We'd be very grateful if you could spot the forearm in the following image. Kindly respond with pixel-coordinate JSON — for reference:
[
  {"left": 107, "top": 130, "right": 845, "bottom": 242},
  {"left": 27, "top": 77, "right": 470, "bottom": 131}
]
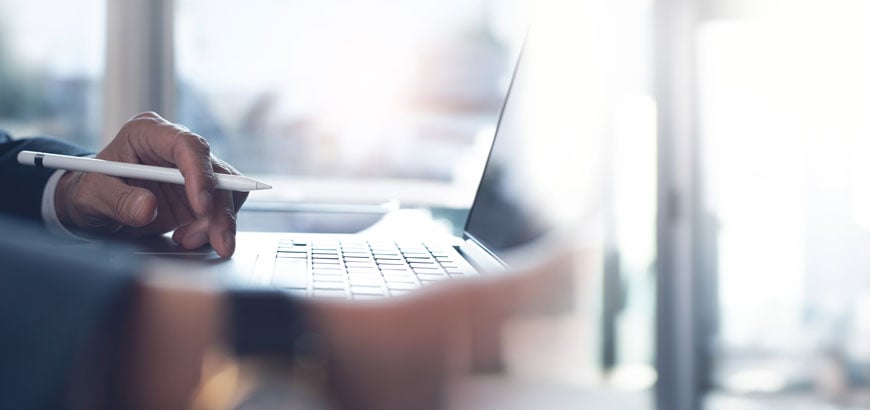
[
  {"left": 123, "top": 266, "right": 226, "bottom": 410},
  {"left": 122, "top": 265, "right": 315, "bottom": 410}
]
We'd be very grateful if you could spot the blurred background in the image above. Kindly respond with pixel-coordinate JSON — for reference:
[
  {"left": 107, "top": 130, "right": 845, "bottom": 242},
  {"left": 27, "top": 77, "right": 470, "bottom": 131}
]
[{"left": 3, "top": 0, "right": 870, "bottom": 409}]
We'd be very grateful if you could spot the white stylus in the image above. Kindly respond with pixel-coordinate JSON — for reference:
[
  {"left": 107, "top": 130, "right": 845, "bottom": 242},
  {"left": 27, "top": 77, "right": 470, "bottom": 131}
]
[{"left": 17, "top": 150, "right": 271, "bottom": 192}]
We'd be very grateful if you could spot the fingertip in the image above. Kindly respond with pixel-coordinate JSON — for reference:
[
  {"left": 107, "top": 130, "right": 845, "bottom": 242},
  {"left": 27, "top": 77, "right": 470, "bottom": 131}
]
[
  {"left": 222, "top": 231, "right": 236, "bottom": 258},
  {"left": 172, "top": 224, "right": 190, "bottom": 244},
  {"left": 131, "top": 192, "right": 158, "bottom": 227},
  {"left": 182, "top": 230, "right": 209, "bottom": 250},
  {"left": 208, "top": 226, "right": 235, "bottom": 258}
]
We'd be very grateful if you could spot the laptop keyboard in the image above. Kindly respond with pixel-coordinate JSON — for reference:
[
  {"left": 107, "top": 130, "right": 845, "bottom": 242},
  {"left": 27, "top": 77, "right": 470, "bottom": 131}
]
[{"left": 271, "top": 238, "right": 474, "bottom": 299}]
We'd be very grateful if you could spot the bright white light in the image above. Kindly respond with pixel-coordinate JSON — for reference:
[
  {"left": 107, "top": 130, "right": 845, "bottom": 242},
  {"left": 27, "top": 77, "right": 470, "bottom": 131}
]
[{"left": 724, "top": 368, "right": 788, "bottom": 394}]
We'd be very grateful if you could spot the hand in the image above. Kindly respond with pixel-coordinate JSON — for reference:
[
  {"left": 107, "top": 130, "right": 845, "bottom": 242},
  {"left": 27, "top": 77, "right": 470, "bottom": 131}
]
[
  {"left": 117, "top": 251, "right": 575, "bottom": 410},
  {"left": 308, "top": 253, "right": 575, "bottom": 410},
  {"left": 54, "top": 112, "right": 247, "bottom": 257}
]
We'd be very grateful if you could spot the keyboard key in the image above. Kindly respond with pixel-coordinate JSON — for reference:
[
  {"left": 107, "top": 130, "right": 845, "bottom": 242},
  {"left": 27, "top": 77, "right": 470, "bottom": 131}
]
[
  {"left": 416, "top": 273, "right": 447, "bottom": 281},
  {"left": 277, "top": 253, "right": 308, "bottom": 260},
  {"left": 312, "top": 265, "right": 342, "bottom": 271},
  {"left": 351, "top": 286, "right": 386, "bottom": 296},
  {"left": 314, "top": 289, "right": 348, "bottom": 299},
  {"left": 376, "top": 259, "right": 405, "bottom": 265},
  {"left": 383, "top": 274, "right": 417, "bottom": 284},
  {"left": 387, "top": 282, "right": 420, "bottom": 290},
  {"left": 313, "top": 274, "right": 343, "bottom": 281},
  {"left": 412, "top": 267, "right": 443, "bottom": 274},
  {"left": 314, "top": 281, "right": 346, "bottom": 290},
  {"left": 343, "top": 252, "right": 373, "bottom": 257},
  {"left": 312, "top": 263, "right": 341, "bottom": 269},
  {"left": 353, "top": 294, "right": 384, "bottom": 301},
  {"left": 372, "top": 251, "right": 401, "bottom": 256},
  {"left": 402, "top": 253, "right": 429, "bottom": 259},
  {"left": 409, "top": 262, "right": 437, "bottom": 267},
  {"left": 312, "top": 248, "right": 339, "bottom": 253},
  {"left": 378, "top": 263, "right": 410, "bottom": 271},
  {"left": 345, "top": 261, "right": 376, "bottom": 267},
  {"left": 349, "top": 278, "right": 383, "bottom": 287},
  {"left": 348, "top": 272, "right": 382, "bottom": 281}
]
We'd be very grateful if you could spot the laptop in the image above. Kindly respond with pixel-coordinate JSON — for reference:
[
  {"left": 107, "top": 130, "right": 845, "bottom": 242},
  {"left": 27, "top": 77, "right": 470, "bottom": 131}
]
[{"left": 147, "top": 43, "right": 589, "bottom": 299}]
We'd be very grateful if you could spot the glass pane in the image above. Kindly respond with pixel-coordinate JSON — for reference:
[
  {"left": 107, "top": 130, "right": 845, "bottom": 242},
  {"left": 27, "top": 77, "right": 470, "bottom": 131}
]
[
  {"left": 175, "top": 0, "right": 526, "bottom": 207},
  {"left": 699, "top": 2, "right": 870, "bottom": 408},
  {"left": 0, "top": 0, "right": 104, "bottom": 146}
]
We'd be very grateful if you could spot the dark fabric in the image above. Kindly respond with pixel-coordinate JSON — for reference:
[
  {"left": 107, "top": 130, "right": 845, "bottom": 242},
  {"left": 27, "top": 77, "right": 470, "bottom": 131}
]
[
  {"left": 0, "top": 131, "right": 91, "bottom": 221},
  {"left": 0, "top": 215, "right": 140, "bottom": 409},
  {"left": 228, "top": 289, "right": 310, "bottom": 358}
]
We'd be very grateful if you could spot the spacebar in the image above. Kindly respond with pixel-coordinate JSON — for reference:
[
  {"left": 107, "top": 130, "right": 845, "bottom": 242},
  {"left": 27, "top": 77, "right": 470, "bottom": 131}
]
[{"left": 272, "top": 259, "right": 308, "bottom": 289}]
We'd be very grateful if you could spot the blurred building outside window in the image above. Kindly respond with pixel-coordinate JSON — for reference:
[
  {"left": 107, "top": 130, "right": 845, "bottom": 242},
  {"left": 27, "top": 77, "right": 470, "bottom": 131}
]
[{"left": 0, "top": 0, "right": 104, "bottom": 147}]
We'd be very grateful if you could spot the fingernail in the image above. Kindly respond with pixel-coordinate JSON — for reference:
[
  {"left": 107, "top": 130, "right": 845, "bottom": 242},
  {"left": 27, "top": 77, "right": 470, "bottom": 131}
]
[
  {"left": 198, "top": 191, "right": 212, "bottom": 215},
  {"left": 131, "top": 194, "right": 154, "bottom": 223}
]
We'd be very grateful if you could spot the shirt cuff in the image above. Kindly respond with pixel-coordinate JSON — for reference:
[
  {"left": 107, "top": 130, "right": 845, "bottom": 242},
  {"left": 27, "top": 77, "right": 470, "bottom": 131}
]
[{"left": 41, "top": 169, "right": 86, "bottom": 240}]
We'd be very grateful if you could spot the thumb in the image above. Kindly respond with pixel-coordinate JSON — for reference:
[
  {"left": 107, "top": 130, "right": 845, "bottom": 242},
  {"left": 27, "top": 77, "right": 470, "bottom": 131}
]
[{"left": 84, "top": 175, "right": 159, "bottom": 228}]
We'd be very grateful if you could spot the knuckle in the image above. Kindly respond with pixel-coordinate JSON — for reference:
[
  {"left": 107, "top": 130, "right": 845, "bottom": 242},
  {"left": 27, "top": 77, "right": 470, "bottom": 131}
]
[
  {"left": 221, "top": 207, "right": 238, "bottom": 221},
  {"left": 219, "top": 208, "right": 238, "bottom": 230},
  {"left": 126, "top": 116, "right": 160, "bottom": 134},
  {"left": 79, "top": 172, "right": 99, "bottom": 187},
  {"left": 212, "top": 161, "right": 231, "bottom": 175},
  {"left": 134, "top": 111, "right": 161, "bottom": 120},
  {"left": 201, "top": 173, "right": 218, "bottom": 191},
  {"left": 180, "top": 131, "right": 210, "bottom": 153}
]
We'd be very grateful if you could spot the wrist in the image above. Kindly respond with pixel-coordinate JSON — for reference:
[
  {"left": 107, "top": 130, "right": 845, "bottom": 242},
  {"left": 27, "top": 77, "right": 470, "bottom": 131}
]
[{"left": 225, "top": 290, "right": 315, "bottom": 359}]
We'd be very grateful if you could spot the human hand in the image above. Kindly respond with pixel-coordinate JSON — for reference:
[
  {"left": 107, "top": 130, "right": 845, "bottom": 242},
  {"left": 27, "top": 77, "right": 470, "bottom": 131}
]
[
  {"left": 54, "top": 112, "right": 247, "bottom": 257},
  {"left": 307, "top": 253, "right": 575, "bottom": 410}
]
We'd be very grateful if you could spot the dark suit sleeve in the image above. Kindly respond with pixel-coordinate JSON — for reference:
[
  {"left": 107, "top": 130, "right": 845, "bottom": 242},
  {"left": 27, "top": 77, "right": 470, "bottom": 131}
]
[
  {"left": 0, "top": 216, "right": 139, "bottom": 409},
  {"left": 0, "top": 131, "right": 92, "bottom": 221}
]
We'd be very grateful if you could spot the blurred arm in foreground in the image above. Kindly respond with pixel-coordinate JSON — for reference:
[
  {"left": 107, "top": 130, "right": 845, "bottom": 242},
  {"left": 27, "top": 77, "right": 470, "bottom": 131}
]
[{"left": 0, "top": 215, "right": 575, "bottom": 410}]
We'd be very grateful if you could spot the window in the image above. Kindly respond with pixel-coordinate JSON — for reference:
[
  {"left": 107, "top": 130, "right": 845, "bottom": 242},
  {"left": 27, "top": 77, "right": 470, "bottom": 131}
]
[
  {"left": 175, "top": 0, "right": 526, "bottom": 208},
  {"left": 0, "top": 0, "right": 104, "bottom": 146},
  {"left": 698, "top": 2, "right": 870, "bottom": 408}
]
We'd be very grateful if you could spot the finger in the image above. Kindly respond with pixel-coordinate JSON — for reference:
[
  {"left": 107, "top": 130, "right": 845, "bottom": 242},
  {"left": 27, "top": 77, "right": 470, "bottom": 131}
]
[
  {"left": 180, "top": 217, "right": 210, "bottom": 250},
  {"left": 172, "top": 223, "right": 192, "bottom": 244},
  {"left": 220, "top": 161, "right": 250, "bottom": 212},
  {"left": 210, "top": 162, "right": 238, "bottom": 258},
  {"left": 78, "top": 173, "right": 158, "bottom": 228},
  {"left": 209, "top": 187, "right": 236, "bottom": 258},
  {"left": 122, "top": 113, "right": 217, "bottom": 217}
]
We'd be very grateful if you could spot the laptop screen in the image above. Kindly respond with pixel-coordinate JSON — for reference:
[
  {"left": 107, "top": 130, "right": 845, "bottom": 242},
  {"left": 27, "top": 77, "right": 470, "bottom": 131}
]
[{"left": 463, "top": 44, "right": 599, "bottom": 262}]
